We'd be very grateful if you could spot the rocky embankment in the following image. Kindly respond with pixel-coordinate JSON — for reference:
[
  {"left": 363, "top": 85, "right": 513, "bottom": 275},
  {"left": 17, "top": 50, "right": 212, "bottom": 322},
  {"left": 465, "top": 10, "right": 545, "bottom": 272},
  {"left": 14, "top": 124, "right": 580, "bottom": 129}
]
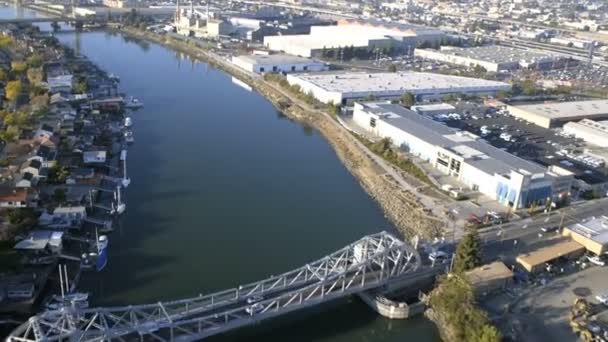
[{"left": 114, "top": 26, "right": 444, "bottom": 240}]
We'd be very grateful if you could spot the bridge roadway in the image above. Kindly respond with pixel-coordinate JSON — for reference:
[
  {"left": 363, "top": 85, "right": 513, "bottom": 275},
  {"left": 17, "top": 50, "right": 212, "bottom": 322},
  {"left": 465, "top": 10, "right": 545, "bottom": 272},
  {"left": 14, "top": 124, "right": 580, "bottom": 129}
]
[{"left": 7, "top": 232, "right": 422, "bottom": 342}]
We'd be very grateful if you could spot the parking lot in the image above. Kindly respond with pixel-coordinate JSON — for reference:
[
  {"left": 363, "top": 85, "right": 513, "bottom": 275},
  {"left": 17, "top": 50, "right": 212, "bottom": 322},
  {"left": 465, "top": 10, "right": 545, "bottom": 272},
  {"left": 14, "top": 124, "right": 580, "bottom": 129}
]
[
  {"left": 483, "top": 265, "right": 608, "bottom": 342},
  {"left": 432, "top": 102, "right": 608, "bottom": 198}
]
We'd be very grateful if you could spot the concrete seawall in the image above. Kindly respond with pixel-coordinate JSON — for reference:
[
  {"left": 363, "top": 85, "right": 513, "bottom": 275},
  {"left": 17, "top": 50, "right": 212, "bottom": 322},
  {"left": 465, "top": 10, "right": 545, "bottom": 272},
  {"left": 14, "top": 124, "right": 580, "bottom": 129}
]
[{"left": 358, "top": 292, "right": 426, "bottom": 319}]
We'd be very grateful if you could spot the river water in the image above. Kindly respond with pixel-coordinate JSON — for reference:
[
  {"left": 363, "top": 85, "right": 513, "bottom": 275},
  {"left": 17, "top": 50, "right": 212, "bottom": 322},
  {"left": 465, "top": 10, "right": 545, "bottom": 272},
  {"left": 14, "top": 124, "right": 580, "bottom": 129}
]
[{"left": 2, "top": 5, "right": 440, "bottom": 341}]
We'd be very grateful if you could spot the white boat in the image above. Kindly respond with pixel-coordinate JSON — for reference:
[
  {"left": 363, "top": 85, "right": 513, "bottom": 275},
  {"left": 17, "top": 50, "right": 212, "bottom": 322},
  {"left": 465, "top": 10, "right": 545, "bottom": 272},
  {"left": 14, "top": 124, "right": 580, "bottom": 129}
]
[
  {"left": 113, "top": 186, "right": 127, "bottom": 215},
  {"left": 97, "top": 235, "right": 108, "bottom": 251},
  {"left": 124, "top": 117, "right": 133, "bottom": 128},
  {"left": 124, "top": 131, "right": 134, "bottom": 144},
  {"left": 47, "top": 292, "right": 89, "bottom": 310},
  {"left": 125, "top": 96, "right": 143, "bottom": 109},
  {"left": 121, "top": 149, "right": 130, "bottom": 188}
]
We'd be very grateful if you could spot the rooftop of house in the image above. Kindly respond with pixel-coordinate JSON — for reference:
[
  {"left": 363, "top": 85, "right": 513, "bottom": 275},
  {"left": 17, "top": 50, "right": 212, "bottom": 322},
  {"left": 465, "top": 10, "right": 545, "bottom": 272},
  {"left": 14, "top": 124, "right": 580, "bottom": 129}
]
[{"left": 0, "top": 187, "right": 28, "bottom": 202}]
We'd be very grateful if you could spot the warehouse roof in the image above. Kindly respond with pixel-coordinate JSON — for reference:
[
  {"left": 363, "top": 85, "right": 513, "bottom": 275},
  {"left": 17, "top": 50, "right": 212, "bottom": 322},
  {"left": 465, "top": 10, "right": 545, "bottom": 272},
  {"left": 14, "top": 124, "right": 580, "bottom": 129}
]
[
  {"left": 291, "top": 71, "right": 510, "bottom": 94},
  {"left": 516, "top": 239, "right": 584, "bottom": 272},
  {"left": 234, "top": 53, "right": 322, "bottom": 65},
  {"left": 426, "top": 45, "right": 559, "bottom": 64},
  {"left": 511, "top": 100, "right": 608, "bottom": 120},
  {"left": 358, "top": 102, "right": 549, "bottom": 177},
  {"left": 465, "top": 261, "right": 513, "bottom": 287},
  {"left": 566, "top": 216, "right": 608, "bottom": 246}
]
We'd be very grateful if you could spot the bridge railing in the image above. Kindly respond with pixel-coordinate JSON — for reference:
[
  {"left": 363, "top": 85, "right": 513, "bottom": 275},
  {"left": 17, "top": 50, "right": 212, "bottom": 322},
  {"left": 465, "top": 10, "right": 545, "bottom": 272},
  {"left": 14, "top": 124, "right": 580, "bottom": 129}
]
[{"left": 7, "top": 232, "right": 420, "bottom": 342}]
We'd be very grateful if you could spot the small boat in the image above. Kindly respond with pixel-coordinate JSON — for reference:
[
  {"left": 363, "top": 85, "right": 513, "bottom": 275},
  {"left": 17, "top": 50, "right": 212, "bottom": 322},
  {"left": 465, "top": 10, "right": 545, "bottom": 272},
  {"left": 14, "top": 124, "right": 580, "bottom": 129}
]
[
  {"left": 108, "top": 73, "right": 120, "bottom": 83},
  {"left": 115, "top": 203, "right": 126, "bottom": 215},
  {"left": 125, "top": 96, "right": 143, "bottom": 109},
  {"left": 124, "top": 131, "right": 134, "bottom": 144},
  {"left": 124, "top": 117, "right": 133, "bottom": 128},
  {"left": 47, "top": 292, "right": 89, "bottom": 310},
  {"left": 97, "top": 235, "right": 108, "bottom": 251}
]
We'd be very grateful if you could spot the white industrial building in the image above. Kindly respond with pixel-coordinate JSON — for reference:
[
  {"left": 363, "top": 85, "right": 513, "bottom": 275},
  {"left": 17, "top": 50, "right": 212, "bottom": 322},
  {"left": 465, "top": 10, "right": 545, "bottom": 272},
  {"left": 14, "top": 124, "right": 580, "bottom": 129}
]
[
  {"left": 507, "top": 100, "right": 608, "bottom": 128},
  {"left": 264, "top": 24, "right": 416, "bottom": 58},
  {"left": 353, "top": 102, "right": 573, "bottom": 208},
  {"left": 563, "top": 119, "right": 608, "bottom": 147},
  {"left": 286, "top": 71, "right": 511, "bottom": 105},
  {"left": 231, "top": 54, "right": 327, "bottom": 74},
  {"left": 415, "top": 46, "right": 565, "bottom": 72},
  {"left": 262, "top": 18, "right": 445, "bottom": 58}
]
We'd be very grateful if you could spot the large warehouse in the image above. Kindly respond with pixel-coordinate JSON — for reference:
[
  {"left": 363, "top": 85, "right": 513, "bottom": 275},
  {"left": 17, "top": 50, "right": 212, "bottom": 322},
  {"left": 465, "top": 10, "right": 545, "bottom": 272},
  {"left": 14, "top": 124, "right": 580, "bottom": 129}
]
[
  {"left": 286, "top": 72, "right": 511, "bottom": 105},
  {"left": 264, "top": 24, "right": 417, "bottom": 58},
  {"left": 414, "top": 46, "right": 565, "bottom": 72},
  {"left": 231, "top": 54, "right": 327, "bottom": 74},
  {"left": 563, "top": 119, "right": 608, "bottom": 147},
  {"left": 353, "top": 102, "right": 574, "bottom": 208},
  {"left": 507, "top": 100, "right": 608, "bottom": 128}
]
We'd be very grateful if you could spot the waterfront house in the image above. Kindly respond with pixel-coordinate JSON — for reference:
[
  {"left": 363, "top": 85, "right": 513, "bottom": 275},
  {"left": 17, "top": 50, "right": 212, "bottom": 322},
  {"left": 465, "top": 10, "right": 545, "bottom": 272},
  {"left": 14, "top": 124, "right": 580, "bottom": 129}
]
[
  {"left": 14, "top": 230, "right": 64, "bottom": 255},
  {"left": 20, "top": 160, "right": 41, "bottom": 178},
  {"left": 34, "top": 124, "right": 54, "bottom": 141},
  {"left": 0, "top": 188, "right": 28, "bottom": 208},
  {"left": 83, "top": 150, "right": 107, "bottom": 164},
  {"left": 47, "top": 74, "right": 73, "bottom": 93},
  {"left": 39, "top": 206, "right": 87, "bottom": 228},
  {"left": 15, "top": 172, "right": 35, "bottom": 188}
]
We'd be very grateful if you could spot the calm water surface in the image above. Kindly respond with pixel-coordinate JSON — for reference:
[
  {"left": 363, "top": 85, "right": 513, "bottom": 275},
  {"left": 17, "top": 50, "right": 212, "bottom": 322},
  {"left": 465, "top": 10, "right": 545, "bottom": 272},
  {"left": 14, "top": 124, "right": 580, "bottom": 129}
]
[{"left": 1, "top": 6, "right": 440, "bottom": 341}]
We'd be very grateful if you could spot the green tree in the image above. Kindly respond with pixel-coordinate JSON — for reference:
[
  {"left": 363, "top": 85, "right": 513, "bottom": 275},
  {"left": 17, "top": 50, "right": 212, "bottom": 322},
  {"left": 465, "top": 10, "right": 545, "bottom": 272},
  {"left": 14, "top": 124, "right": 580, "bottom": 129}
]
[
  {"left": 26, "top": 67, "right": 43, "bottom": 86},
  {"left": 0, "top": 125, "right": 19, "bottom": 142},
  {"left": 400, "top": 92, "right": 414, "bottom": 107},
  {"left": 5, "top": 80, "right": 22, "bottom": 102},
  {"left": 0, "top": 68, "right": 7, "bottom": 82},
  {"left": 388, "top": 64, "right": 397, "bottom": 72},
  {"left": 48, "top": 164, "right": 69, "bottom": 184},
  {"left": 453, "top": 230, "right": 482, "bottom": 273},
  {"left": 473, "top": 64, "right": 487, "bottom": 75},
  {"left": 25, "top": 53, "right": 43, "bottom": 68},
  {"left": 53, "top": 188, "right": 67, "bottom": 203},
  {"left": 327, "top": 101, "right": 339, "bottom": 117},
  {"left": 10, "top": 61, "right": 27, "bottom": 74},
  {"left": 0, "top": 35, "right": 12, "bottom": 48},
  {"left": 521, "top": 79, "right": 537, "bottom": 96},
  {"left": 73, "top": 81, "right": 87, "bottom": 94}
]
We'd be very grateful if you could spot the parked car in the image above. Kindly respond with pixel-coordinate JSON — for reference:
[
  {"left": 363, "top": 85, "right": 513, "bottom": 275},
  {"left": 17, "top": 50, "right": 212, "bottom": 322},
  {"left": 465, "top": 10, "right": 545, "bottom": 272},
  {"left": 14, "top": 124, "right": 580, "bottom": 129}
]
[
  {"left": 429, "top": 251, "right": 449, "bottom": 264},
  {"left": 596, "top": 294, "right": 608, "bottom": 305},
  {"left": 541, "top": 226, "right": 559, "bottom": 233},
  {"left": 586, "top": 255, "right": 606, "bottom": 266}
]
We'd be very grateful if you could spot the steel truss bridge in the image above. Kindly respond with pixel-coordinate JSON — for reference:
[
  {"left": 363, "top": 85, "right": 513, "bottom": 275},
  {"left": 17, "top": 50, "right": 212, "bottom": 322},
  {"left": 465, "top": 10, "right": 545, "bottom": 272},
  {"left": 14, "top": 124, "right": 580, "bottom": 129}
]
[{"left": 7, "top": 232, "right": 421, "bottom": 342}]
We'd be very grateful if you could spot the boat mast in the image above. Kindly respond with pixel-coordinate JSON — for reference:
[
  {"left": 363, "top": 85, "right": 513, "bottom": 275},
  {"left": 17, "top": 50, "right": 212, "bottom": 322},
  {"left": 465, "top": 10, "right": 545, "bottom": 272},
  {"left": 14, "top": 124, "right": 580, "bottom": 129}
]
[{"left": 58, "top": 264, "right": 65, "bottom": 299}]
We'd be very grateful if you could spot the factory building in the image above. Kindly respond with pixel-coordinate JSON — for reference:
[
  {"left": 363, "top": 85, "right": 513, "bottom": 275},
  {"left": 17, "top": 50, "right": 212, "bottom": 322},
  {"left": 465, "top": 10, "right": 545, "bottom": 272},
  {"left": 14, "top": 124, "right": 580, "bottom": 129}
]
[
  {"left": 507, "top": 100, "right": 608, "bottom": 128},
  {"left": 563, "top": 119, "right": 608, "bottom": 148},
  {"left": 286, "top": 72, "right": 511, "bottom": 105},
  {"left": 414, "top": 46, "right": 566, "bottom": 72},
  {"left": 352, "top": 102, "right": 574, "bottom": 209},
  {"left": 231, "top": 54, "right": 327, "bottom": 74},
  {"left": 264, "top": 24, "right": 417, "bottom": 58}
]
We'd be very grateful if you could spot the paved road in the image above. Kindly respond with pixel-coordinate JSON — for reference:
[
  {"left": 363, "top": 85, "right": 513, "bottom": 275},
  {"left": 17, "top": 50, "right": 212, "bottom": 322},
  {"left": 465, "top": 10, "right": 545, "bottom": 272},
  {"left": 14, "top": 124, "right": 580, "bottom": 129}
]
[{"left": 479, "top": 198, "right": 608, "bottom": 262}]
